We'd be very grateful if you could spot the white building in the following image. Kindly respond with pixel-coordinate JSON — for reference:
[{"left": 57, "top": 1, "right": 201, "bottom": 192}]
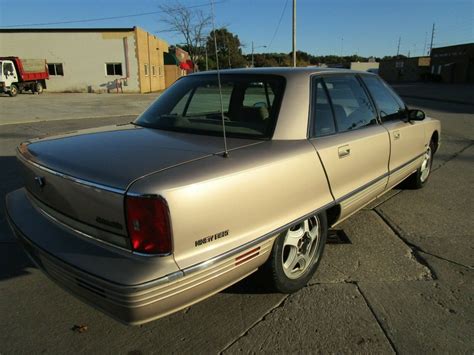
[{"left": 0, "top": 27, "right": 169, "bottom": 93}]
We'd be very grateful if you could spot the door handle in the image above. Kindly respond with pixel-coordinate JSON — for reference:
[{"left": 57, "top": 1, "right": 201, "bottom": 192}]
[
  {"left": 338, "top": 145, "right": 350, "bottom": 158},
  {"left": 393, "top": 131, "right": 401, "bottom": 140}
]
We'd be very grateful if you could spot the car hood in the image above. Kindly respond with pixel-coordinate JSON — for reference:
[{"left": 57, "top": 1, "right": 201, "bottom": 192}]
[{"left": 22, "top": 124, "right": 262, "bottom": 189}]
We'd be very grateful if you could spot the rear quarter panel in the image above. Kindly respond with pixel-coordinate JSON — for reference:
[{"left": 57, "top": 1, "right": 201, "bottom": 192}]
[{"left": 128, "top": 140, "right": 333, "bottom": 269}]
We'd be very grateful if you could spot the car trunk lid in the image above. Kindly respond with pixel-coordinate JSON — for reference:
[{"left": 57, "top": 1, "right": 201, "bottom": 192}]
[{"left": 19, "top": 124, "right": 259, "bottom": 242}]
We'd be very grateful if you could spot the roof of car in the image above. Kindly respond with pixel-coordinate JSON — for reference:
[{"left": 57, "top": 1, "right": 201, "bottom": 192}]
[{"left": 190, "top": 67, "right": 377, "bottom": 77}]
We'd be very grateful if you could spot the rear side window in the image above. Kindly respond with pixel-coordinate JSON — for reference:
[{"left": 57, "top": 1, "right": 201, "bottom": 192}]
[
  {"left": 311, "top": 79, "right": 336, "bottom": 137},
  {"left": 361, "top": 76, "right": 405, "bottom": 121},
  {"left": 324, "top": 75, "right": 377, "bottom": 132}
]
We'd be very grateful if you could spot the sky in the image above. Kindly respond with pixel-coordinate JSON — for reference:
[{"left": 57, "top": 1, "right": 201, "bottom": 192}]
[{"left": 0, "top": 0, "right": 472, "bottom": 58}]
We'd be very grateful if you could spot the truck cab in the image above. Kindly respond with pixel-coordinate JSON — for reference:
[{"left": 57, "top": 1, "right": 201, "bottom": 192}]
[
  {"left": 0, "top": 60, "right": 19, "bottom": 95},
  {"left": 0, "top": 57, "right": 49, "bottom": 97}
]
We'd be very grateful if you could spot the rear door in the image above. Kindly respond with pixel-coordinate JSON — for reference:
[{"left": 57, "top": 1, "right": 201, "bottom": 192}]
[
  {"left": 360, "top": 75, "right": 426, "bottom": 189},
  {"left": 309, "top": 74, "right": 390, "bottom": 221}
]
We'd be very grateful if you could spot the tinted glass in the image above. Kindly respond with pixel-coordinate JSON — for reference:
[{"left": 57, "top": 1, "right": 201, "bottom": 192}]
[
  {"left": 136, "top": 74, "right": 285, "bottom": 139},
  {"left": 324, "top": 75, "right": 377, "bottom": 132},
  {"left": 242, "top": 82, "right": 276, "bottom": 111},
  {"left": 362, "top": 76, "right": 405, "bottom": 121},
  {"left": 114, "top": 63, "right": 122, "bottom": 76},
  {"left": 106, "top": 63, "right": 114, "bottom": 75},
  {"left": 3, "top": 62, "right": 14, "bottom": 75},
  {"left": 55, "top": 64, "right": 64, "bottom": 76},
  {"left": 312, "top": 79, "right": 336, "bottom": 137}
]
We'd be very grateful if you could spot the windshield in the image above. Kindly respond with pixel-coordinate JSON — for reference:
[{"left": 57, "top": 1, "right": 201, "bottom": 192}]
[{"left": 135, "top": 74, "right": 286, "bottom": 139}]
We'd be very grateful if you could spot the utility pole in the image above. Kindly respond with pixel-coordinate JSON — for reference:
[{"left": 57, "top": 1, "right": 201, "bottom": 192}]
[
  {"left": 396, "top": 36, "right": 401, "bottom": 56},
  {"left": 423, "top": 32, "right": 428, "bottom": 56},
  {"left": 292, "top": 0, "right": 296, "bottom": 67},
  {"left": 225, "top": 36, "right": 231, "bottom": 68},
  {"left": 429, "top": 23, "right": 435, "bottom": 55},
  {"left": 251, "top": 41, "right": 254, "bottom": 67},
  {"left": 205, "top": 45, "right": 209, "bottom": 71}
]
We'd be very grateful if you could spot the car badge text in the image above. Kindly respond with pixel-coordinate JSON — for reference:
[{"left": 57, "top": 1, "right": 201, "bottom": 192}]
[{"left": 195, "top": 230, "right": 229, "bottom": 247}]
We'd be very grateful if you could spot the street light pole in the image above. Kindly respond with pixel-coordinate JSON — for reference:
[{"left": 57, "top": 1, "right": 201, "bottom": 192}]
[
  {"left": 251, "top": 41, "right": 254, "bottom": 67},
  {"left": 292, "top": 0, "right": 296, "bottom": 67}
]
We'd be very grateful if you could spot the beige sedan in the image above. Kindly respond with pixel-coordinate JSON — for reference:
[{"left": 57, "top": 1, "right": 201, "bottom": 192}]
[{"left": 6, "top": 68, "right": 440, "bottom": 324}]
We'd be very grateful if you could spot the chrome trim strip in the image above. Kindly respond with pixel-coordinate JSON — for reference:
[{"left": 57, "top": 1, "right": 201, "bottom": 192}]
[
  {"left": 389, "top": 151, "right": 424, "bottom": 175},
  {"left": 181, "top": 152, "right": 426, "bottom": 276},
  {"left": 334, "top": 172, "right": 389, "bottom": 205},
  {"left": 183, "top": 200, "right": 336, "bottom": 276},
  {"left": 12, "top": 148, "right": 427, "bottom": 291},
  {"left": 6, "top": 205, "right": 185, "bottom": 291},
  {"left": 17, "top": 149, "right": 126, "bottom": 195},
  {"left": 28, "top": 194, "right": 132, "bottom": 254}
]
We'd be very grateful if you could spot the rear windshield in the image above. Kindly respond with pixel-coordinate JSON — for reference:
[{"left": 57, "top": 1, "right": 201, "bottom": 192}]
[{"left": 135, "top": 74, "right": 286, "bottom": 139}]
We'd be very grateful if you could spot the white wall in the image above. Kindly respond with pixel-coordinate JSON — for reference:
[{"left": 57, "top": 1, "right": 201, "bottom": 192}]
[{"left": 0, "top": 31, "right": 140, "bottom": 92}]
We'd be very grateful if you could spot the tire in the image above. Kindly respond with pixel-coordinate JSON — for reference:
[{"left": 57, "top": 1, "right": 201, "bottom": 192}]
[
  {"left": 9, "top": 84, "right": 19, "bottom": 97},
  {"left": 260, "top": 211, "right": 328, "bottom": 293},
  {"left": 34, "top": 82, "right": 44, "bottom": 94},
  {"left": 403, "top": 140, "right": 435, "bottom": 189}
]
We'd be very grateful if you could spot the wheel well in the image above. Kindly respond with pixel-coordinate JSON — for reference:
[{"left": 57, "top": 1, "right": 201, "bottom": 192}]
[
  {"left": 326, "top": 204, "right": 341, "bottom": 228},
  {"left": 431, "top": 130, "right": 439, "bottom": 153}
]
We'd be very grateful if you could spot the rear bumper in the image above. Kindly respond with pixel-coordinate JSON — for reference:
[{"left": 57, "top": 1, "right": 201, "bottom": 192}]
[{"left": 6, "top": 188, "right": 272, "bottom": 324}]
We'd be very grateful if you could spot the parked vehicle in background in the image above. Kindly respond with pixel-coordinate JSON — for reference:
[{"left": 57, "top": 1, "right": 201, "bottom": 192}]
[
  {"left": 6, "top": 68, "right": 440, "bottom": 325},
  {"left": 0, "top": 56, "right": 49, "bottom": 97}
]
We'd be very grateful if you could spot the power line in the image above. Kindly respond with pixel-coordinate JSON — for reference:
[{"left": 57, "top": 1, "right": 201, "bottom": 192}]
[
  {"left": 267, "top": 0, "right": 289, "bottom": 50},
  {"left": 0, "top": 1, "right": 224, "bottom": 28}
]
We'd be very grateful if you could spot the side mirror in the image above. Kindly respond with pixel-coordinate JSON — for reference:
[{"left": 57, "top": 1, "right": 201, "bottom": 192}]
[{"left": 408, "top": 109, "right": 425, "bottom": 121}]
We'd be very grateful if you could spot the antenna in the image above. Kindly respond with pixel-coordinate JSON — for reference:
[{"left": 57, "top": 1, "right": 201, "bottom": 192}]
[{"left": 210, "top": 0, "right": 229, "bottom": 158}]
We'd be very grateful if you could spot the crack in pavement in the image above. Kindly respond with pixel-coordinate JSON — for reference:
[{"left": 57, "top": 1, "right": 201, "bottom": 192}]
[
  {"left": 374, "top": 208, "right": 473, "bottom": 271},
  {"left": 431, "top": 139, "right": 474, "bottom": 173},
  {"left": 218, "top": 294, "right": 290, "bottom": 354},
  {"left": 373, "top": 208, "right": 437, "bottom": 280},
  {"left": 354, "top": 282, "right": 398, "bottom": 354}
]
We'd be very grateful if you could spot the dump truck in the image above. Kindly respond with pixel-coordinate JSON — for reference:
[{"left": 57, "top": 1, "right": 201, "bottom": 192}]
[{"left": 0, "top": 57, "right": 49, "bottom": 97}]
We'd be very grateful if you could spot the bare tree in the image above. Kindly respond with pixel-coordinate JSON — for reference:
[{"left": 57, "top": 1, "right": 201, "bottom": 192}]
[{"left": 159, "top": 1, "right": 211, "bottom": 70}]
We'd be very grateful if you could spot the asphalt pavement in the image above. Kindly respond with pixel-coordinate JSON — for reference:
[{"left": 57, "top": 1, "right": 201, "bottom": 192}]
[{"left": 0, "top": 91, "right": 473, "bottom": 354}]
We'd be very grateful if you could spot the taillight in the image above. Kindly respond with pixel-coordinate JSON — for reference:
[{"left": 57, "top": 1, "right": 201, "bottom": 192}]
[{"left": 125, "top": 195, "right": 172, "bottom": 254}]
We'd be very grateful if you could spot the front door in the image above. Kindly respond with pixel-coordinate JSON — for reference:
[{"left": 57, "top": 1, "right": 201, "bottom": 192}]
[
  {"left": 2, "top": 61, "right": 17, "bottom": 87},
  {"left": 309, "top": 75, "right": 390, "bottom": 221},
  {"left": 360, "top": 75, "right": 426, "bottom": 189}
]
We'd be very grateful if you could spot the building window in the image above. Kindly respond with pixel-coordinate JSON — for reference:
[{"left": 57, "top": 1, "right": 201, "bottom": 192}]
[
  {"left": 152, "top": 65, "right": 156, "bottom": 76},
  {"left": 144, "top": 64, "right": 149, "bottom": 76},
  {"left": 48, "top": 63, "right": 64, "bottom": 76},
  {"left": 158, "top": 65, "right": 163, "bottom": 76},
  {"left": 105, "top": 63, "right": 122, "bottom": 76}
]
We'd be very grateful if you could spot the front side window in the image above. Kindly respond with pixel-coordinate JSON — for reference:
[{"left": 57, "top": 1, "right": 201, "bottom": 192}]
[
  {"left": 311, "top": 79, "right": 336, "bottom": 137},
  {"left": 48, "top": 63, "right": 64, "bottom": 76},
  {"left": 106, "top": 63, "right": 122, "bottom": 76},
  {"left": 136, "top": 74, "right": 285, "bottom": 139},
  {"left": 361, "top": 75, "right": 406, "bottom": 121},
  {"left": 324, "top": 75, "right": 377, "bottom": 132},
  {"left": 3, "top": 62, "right": 15, "bottom": 76}
]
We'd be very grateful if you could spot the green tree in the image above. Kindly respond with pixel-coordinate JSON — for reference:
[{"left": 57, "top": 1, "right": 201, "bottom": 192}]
[{"left": 206, "top": 28, "right": 247, "bottom": 69}]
